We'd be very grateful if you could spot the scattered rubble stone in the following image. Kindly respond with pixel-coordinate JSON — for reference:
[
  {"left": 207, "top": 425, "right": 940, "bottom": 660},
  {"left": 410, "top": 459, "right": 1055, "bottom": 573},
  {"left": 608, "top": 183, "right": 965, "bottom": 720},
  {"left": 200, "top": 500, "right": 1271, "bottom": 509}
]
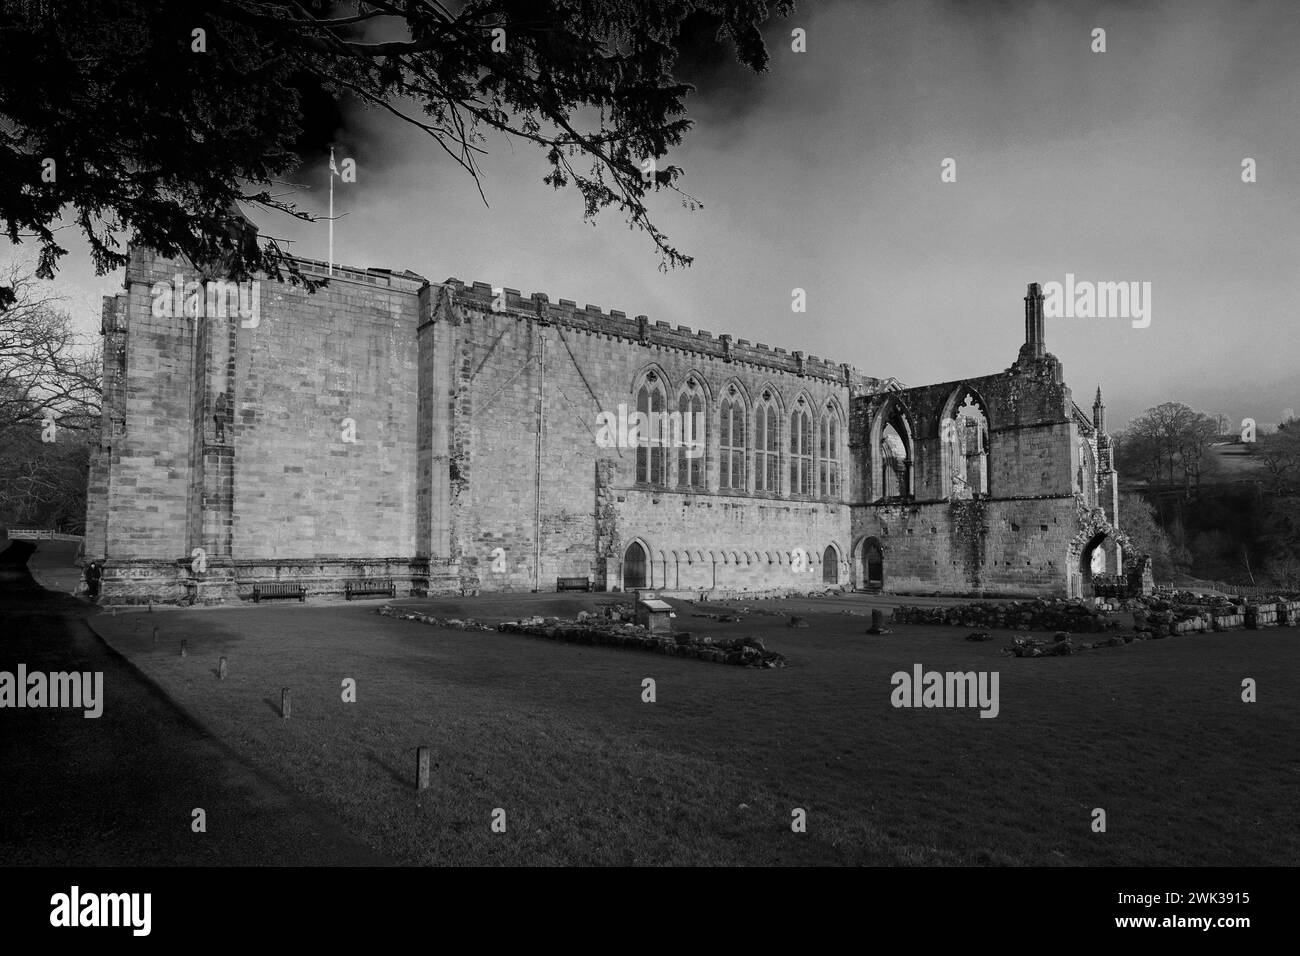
[
  {"left": 380, "top": 605, "right": 787, "bottom": 667},
  {"left": 892, "top": 599, "right": 1120, "bottom": 633},
  {"left": 377, "top": 606, "right": 495, "bottom": 630}
]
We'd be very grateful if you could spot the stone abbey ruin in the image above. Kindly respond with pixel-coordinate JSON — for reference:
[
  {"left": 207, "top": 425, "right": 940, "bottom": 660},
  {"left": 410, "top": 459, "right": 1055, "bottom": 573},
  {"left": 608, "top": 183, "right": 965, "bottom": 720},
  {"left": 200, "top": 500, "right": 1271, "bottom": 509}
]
[{"left": 85, "top": 244, "right": 1133, "bottom": 605}]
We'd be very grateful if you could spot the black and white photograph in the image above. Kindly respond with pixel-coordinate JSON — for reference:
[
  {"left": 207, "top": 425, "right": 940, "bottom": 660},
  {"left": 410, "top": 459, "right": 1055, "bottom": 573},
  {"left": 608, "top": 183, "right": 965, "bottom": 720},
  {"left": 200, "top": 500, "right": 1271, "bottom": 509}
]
[{"left": 0, "top": 0, "right": 1294, "bottom": 938}]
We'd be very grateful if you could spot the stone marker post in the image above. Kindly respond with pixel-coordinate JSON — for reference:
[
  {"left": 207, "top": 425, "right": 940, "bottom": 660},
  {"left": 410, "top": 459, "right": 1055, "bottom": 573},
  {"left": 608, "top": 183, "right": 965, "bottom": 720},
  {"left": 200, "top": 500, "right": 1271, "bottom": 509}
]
[{"left": 416, "top": 747, "right": 430, "bottom": 791}]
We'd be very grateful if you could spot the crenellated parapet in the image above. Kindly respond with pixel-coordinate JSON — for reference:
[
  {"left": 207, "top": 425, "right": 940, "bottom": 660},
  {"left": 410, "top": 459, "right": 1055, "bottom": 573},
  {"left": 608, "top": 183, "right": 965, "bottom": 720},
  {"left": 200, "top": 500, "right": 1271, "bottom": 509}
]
[{"left": 432, "top": 277, "right": 882, "bottom": 389}]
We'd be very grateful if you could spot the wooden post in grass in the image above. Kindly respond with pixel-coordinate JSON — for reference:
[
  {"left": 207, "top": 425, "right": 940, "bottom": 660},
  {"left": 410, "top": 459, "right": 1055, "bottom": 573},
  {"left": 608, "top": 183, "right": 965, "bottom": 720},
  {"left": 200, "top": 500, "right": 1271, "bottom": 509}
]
[
  {"left": 218, "top": 657, "right": 227, "bottom": 680},
  {"left": 180, "top": 640, "right": 187, "bottom": 658},
  {"left": 281, "top": 687, "right": 291, "bottom": 719},
  {"left": 416, "top": 747, "right": 430, "bottom": 791},
  {"left": 152, "top": 626, "right": 158, "bottom": 644}
]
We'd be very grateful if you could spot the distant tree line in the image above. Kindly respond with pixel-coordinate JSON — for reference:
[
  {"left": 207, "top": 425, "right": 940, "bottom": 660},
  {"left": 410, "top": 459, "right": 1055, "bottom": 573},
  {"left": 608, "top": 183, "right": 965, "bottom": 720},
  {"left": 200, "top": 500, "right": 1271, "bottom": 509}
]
[{"left": 1113, "top": 401, "right": 1300, "bottom": 590}]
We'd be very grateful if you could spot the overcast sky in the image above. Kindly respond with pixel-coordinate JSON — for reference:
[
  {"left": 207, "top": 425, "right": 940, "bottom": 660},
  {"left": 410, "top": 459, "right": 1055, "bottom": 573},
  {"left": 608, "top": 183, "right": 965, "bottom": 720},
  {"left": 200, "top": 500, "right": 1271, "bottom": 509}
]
[{"left": 12, "top": 0, "right": 1300, "bottom": 431}]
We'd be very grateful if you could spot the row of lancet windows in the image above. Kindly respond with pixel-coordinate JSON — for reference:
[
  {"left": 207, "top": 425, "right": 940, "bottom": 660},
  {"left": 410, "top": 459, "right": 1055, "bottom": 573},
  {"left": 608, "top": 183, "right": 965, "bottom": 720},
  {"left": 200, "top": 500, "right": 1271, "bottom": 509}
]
[{"left": 633, "top": 372, "right": 841, "bottom": 499}]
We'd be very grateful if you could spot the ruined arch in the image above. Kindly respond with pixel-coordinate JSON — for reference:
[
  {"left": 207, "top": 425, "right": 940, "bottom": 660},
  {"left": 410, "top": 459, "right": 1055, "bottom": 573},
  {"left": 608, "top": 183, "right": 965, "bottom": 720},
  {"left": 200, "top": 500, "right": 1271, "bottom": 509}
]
[
  {"left": 869, "top": 396, "right": 915, "bottom": 501},
  {"left": 939, "top": 383, "right": 991, "bottom": 499},
  {"left": 1078, "top": 532, "right": 1122, "bottom": 596},
  {"left": 854, "top": 535, "right": 885, "bottom": 590},
  {"left": 1068, "top": 507, "right": 1132, "bottom": 598}
]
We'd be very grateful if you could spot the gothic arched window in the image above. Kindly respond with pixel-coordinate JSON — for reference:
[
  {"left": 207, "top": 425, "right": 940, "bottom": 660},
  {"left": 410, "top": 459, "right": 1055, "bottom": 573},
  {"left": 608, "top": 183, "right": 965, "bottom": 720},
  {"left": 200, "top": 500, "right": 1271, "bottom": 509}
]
[
  {"left": 635, "top": 374, "right": 668, "bottom": 487},
  {"left": 790, "top": 399, "right": 812, "bottom": 496},
  {"left": 719, "top": 388, "right": 746, "bottom": 491},
  {"left": 677, "top": 382, "right": 706, "bottom": 490},
  {"left": 755, "top": 391, "right": 779, "bottom": 493},
  {"left": 819, "top": 405, "right": 840, "bottom": 498}
]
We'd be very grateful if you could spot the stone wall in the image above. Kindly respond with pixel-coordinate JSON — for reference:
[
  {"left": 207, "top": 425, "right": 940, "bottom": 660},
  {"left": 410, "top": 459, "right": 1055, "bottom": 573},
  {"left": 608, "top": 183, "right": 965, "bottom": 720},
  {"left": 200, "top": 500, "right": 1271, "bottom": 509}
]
[
  {"left": 847, "top": 310, "right": 1122, "bottom": 597},
  {"left": 438, "top": 280, "right": 859, "bottom": 594},
  {"left": 88, "top": 253, "right": 1119, "bottom": 603},
  {"left": 853, "top": 496, "right": 1083, "bottom": 596},
  {"left": 94, "top": 247, "right": 428, "bottom": 603}
]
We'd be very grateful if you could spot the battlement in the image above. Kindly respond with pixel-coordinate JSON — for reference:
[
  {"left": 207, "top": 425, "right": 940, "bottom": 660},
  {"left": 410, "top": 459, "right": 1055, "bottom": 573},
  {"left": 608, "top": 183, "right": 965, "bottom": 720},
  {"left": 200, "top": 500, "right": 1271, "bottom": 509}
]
[
  {"left": 123, "top": 246, "right": 430, "bottom": 295},
  {"left": 439, "top": 276, "right": 881, "bottom": 388},
  {"left": 287, "top": 256, "right": 428, "bottom": 293}
]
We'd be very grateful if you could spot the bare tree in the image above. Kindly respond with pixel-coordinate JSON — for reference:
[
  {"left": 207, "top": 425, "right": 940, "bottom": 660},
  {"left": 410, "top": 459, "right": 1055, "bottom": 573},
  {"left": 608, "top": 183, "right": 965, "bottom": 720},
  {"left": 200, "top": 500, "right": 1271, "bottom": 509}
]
[
  {"left": 1255, "top": 419, "right": 1300, "bottom": 496},
  {"left": 0, "top": 259, "right": 100, "bottom": 440}
]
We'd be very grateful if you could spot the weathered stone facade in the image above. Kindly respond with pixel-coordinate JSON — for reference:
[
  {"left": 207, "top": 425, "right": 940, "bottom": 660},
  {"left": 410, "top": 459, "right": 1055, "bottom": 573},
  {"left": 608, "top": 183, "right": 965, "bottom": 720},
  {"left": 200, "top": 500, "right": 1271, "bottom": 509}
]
[{"left": 86, "top": 245, "right": 1124, "bottom": 604}]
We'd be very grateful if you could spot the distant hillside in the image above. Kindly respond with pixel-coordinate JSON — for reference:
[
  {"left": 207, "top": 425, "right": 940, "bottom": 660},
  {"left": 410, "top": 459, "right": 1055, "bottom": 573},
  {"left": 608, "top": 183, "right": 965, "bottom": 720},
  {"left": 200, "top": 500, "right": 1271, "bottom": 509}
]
[{"left": 1124, "top": 438, "right": 1269, "bottom": 491}]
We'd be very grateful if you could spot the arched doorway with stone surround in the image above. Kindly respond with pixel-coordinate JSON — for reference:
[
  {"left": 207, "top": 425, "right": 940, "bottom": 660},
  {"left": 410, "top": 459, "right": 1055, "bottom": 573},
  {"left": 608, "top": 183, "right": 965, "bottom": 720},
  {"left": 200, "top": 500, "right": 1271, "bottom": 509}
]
[
  {"left": 853, "top": 536, "right": 884, "bottom": 591},
  {"left": 622, "top": 540, "right": 648, "bottom": 590},
  {"left": 823, "top": 544, "right": 841, "bottom": 585},
  {"left": 1068, "top": 507, "right": 1130, "bottom": 598},
  {"left": 1079, "top": 531, "right": 1122, "bottom": 597}
]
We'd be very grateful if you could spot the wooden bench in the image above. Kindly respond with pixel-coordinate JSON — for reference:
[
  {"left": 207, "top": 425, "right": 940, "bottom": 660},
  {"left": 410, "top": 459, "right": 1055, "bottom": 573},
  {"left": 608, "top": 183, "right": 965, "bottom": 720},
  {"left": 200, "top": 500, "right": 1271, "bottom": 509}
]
[
  {"left": 556, "top": 576, "right": 592, "bottom": 592},
  {"left": 252, "top": 582, "right": 306, "bottom": 603},
  {"left": 345, "top": 578, "right": 397, "bottom": 600}
]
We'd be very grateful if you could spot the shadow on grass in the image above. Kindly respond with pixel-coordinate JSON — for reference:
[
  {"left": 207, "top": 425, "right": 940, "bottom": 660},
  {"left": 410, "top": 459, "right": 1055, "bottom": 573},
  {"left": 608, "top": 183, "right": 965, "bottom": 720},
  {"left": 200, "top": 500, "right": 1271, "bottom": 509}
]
[{"left": 365, "top": 750, "right": 412, "bottom": 790}]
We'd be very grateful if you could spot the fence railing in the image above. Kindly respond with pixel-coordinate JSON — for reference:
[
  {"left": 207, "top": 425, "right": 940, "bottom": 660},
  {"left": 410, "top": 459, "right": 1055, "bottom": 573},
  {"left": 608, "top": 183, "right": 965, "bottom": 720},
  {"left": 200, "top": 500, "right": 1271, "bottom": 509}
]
[
  {"left": 3, "top": 529, "right": 84, "bottom": 542},
  {"left": 1168, "top": 575, "right": 1300, "bottom": 599}
]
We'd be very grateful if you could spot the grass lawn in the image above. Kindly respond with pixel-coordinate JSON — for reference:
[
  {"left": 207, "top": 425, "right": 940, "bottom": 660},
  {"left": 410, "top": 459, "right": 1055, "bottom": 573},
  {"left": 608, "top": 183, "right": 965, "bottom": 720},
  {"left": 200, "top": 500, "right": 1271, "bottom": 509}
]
[{"left": 92, "top": 593, "right": 1300, "bottom": 866}]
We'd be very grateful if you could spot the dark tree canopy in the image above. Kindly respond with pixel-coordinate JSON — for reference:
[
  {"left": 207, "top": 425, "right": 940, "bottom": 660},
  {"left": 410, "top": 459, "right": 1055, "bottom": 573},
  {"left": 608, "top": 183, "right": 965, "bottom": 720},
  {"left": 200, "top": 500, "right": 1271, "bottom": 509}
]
[{"left": 0, "top": 0, "right": 794, "bottom": 308}]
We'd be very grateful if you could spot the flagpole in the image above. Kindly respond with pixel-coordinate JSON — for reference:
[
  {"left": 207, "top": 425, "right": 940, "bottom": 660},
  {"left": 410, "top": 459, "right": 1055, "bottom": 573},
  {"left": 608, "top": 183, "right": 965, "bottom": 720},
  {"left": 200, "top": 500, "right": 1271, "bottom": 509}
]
[{"left": 328, "top": 146, "right": 335, "bottom": 276}]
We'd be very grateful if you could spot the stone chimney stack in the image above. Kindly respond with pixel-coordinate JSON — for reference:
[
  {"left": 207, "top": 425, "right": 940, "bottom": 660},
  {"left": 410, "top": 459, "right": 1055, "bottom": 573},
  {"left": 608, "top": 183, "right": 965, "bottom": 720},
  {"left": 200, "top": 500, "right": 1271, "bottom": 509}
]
[{"left": 1023, "top": 282, "right": 1045, "bottom": 360}]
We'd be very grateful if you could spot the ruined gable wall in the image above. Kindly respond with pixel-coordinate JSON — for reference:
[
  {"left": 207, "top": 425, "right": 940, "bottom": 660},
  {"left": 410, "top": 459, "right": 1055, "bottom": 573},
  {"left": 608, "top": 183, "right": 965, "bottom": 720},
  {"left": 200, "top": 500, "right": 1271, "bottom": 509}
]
[{"left": 850, "top": 358, "right": 1095, "bottom": 596}]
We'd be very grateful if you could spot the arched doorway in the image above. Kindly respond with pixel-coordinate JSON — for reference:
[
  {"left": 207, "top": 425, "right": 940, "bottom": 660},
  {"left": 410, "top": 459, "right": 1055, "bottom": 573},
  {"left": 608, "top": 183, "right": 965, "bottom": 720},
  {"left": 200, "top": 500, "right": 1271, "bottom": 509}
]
[
  {"left": 623, "top": 541, "right": 647, "bottom": 590},
  {"left": 857, "top": 537, "right": 884, "bottom": 591},
  {"left": 822, "top": 545, "right": 839, "bottom": 585},
  {"left": 1079, "top": 532, "right": 1121, "bottom": 596}
]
